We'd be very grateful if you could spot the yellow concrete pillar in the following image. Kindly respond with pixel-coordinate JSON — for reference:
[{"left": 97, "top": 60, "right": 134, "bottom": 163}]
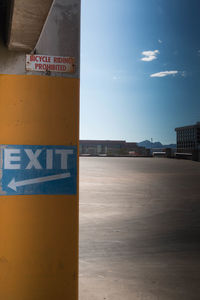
[{"left": 0, "top": 1, "right": 80, "bottom": 300}]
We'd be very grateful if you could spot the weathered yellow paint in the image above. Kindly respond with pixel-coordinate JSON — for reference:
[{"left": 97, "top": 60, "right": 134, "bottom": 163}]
[{"left": 0, "top": 74, "right": 79, "bottom": 300}]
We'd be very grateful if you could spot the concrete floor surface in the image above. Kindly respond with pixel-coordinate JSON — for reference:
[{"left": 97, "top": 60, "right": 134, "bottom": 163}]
[{"left": 79, "top": 157, "right": 200, "bottom": 300}]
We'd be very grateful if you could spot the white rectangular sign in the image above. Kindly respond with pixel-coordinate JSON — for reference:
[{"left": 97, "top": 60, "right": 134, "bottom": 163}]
[{"left": 26, "top": 54, "right": 75, "bottom": 73}]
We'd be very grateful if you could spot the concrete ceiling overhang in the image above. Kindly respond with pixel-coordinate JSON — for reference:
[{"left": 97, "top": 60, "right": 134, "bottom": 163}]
[{"left": 7, "top": 0, "right": 54, "bottom": 52}]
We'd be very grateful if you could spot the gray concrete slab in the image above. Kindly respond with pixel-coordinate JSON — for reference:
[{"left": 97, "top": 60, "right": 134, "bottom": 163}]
[
  {"left": 0, "top": 0, "right": 80, "bottom": 78},
  {"left": 79, "top": 157, "right": 200, "bottom": 300},
  {"left": 8, "top": 0, "right": 53, "bottom": 51}
]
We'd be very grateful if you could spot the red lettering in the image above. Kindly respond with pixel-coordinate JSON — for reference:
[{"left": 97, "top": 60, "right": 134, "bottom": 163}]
[
  {"left": 54, "top": 57, "right": 72, "bottom": 64},
  {"left": 35, "top": 63, "right": 43, "bottom": 70},
  {"left": 30, "top": 55, "right": 35, "bottom": 62}
]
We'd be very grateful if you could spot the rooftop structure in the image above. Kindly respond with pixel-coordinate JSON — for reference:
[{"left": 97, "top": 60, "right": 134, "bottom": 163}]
[
  {"left": 79, "top": 140, "right": 148, "bottom": 156},
  {"left": 175, "top": 122, "right": 200, "bottom": 154}
]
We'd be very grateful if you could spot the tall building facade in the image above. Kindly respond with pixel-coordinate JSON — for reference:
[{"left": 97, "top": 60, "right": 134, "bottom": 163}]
[{"left": 175, "top": 122, "right": 200, "bottom": 154}]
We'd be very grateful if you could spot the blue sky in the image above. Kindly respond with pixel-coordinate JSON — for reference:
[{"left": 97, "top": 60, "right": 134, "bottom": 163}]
[{"left": 80, "top": 0, "right": 200, "bottom": 144}]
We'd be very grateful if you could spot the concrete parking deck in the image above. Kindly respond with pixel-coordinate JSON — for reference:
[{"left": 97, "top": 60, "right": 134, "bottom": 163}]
[{"left": 79, "top": 157, "right": 200, "bottom": 300}]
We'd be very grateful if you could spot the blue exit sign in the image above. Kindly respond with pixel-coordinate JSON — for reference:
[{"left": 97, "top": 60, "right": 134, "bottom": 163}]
[{"left": 0, "top": 145, "right": 77, "bottom": 195}]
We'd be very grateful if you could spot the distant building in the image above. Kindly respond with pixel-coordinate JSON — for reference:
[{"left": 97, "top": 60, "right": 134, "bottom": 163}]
[
  {"left": 125, "top": 142, "right": 147, "bottom": 156},
  {"left": 79, "top": 140, "right": 148, "bottom": 156},
  {"left": 175, "top": 122, "right": 200, "bottom": 160}
]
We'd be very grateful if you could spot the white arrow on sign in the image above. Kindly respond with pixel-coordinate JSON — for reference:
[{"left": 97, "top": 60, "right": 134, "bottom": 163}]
[{"left": 8, "top": 172, "right": 71, "bottom": 191}]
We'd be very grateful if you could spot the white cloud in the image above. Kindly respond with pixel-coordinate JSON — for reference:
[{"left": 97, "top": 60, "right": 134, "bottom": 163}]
[
  {"left": 141, "top": 50, "right": 160, "bottom": 62},
  {"left": 150, "top": 71, "right": 178, "bottom": 78},
  {"left": 158, "top": 39, "right": 162, "bottom": 43}
]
